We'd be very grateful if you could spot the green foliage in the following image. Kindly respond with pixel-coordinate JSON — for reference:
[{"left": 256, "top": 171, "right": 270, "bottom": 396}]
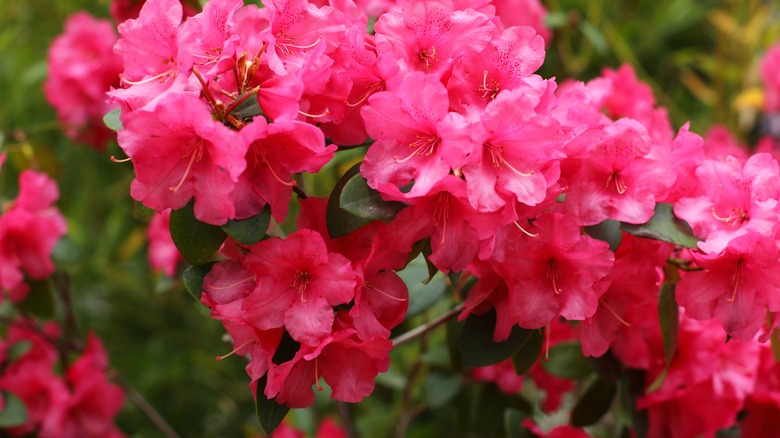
[
  {"left": 103, "top": 108, "right": 123, "bottom": 132},
  {"left": 169, "top": 201, "right": 228, "bottom": 265},
  {"left": 460, "top": 309, "right": 537, "bottom": 368},
  {"left": 221, "top": 206, "right": 271, "bottom": 245},
  {"left": 0, "top": 392, "right": 27, "bottom": 428},
  {"left": 620, "top": 203, "right": 699, "bottom": 248}
]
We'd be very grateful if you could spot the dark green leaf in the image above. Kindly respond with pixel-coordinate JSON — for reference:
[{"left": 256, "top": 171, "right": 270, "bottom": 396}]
[
  {"left": 229, "top": 93, "right": 264, "bottom": 122},
  {"left": 504, "top": 408, "right": 531, "bottom": 438},
  {"left": 421, "top": 239, "right": 439, "bottom": 284},
  {"left": 647, "top": 283, "right": 679, "bottom": 392},
  {"left": 255, "top": 374, "right": 290, "bottom": 434},
  {"left": 169, "top": 201, "right": 227, "bottom": 265},
  {"left": 461, "top": 309, "right": 535, "bottom": 367},
  {"left": 326, "top": 162, "right": 406, "bottom": 238},
  {"left": 423, "top": 372, "right": 462, "bottom": 408},
  {"left": 623, "top": 370, "right": 649, "bottom": 438},
  {"left": 103, "top": 108, "right": 123, "bottom": 132},
  {"left": 273, "top": 330, "right": 300, "bottom": 365},
  {"left": 221, "top": 206, "right": 270, "bottom": 245},
  {"left": 585, "top": 219, "right": 623, "bottom": 252},
  {"left": 571, "top": 377, "right": 618, "bottom": 427},
  {"left": 542, "top": 341, "right": 594, "bottom": 379},
  {"left": 0, "top": 391, "right": 27, "bottom": 427},
  {"left": 17, "top": 278, "right": 54, "bottom": 318},
  {"left": 620, "top": 203, "right": 699, "bottom": 248},
  {"left": 182, "top": 262, "right": 218, "bottom": 302},
  {"left": 511, "top": 330, "right": 543, "bottom": 376}
]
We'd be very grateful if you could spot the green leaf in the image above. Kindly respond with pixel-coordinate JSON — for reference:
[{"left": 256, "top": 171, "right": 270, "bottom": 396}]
[
  {"left": 103, "top": 108, "right": 123, "bottom": 132},
  {"left": 511, "top": 330, "right": 543, "bottom": 376},
  {"left": 221, "top": 206, "right": 270, "bottom": 245},
  {"left": 620, "top": 203, "right": 699, "bottom": 248},
  {"left": 326, "top": 162, "right": 405, "bottom": 238},
  {"left": 420, "top": 239, "right": 439, "bottom": 284},
  {"left": 255, "top": 374, "right": 290, "bottom": 434},
  {"left": 585, "top": 219, "right": 623, "bottom": 252},
  {"left": 423, "top": 372, "right": 462, "bottom": 408},
  {"left": 182, "top": 262, "right": 218, "bottom": 302},
  {"left": 399, "top": 254, "right": 447, "bottom": 318},
  {"left": 460, "top": 309, "right": 535, "bottom": 367},
  {"left": 503, "top": 408, "right": 531, "bottom": 438},
  {"left": 571, "top": 377, "right": 618, "bottom": 427},
  {"left": 0, "top": 391, "right": 28, "bottom": 428},
  {"left": 229, "top": 93, "right": 264, "bottom": 122},
  {"left": 169, "top": 201, "right": 227, "bottom": 265},
  {"left": 542, "top": 341, "right": 594, "bottom": 379},
  {"left": 647, "top": 283, "right": 679, "bottom": 392}
]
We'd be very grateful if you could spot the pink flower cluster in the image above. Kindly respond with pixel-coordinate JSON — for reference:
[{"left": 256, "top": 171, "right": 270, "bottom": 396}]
[
  {"left": 0, "top": 155, "right": 67, "bottom": 303},
  {"left": 44, "top": 12, "right": 123, "bottom": 151},
  {"left": 110, "top": 0, "right": 780, "bottom": 432},
  {"left": 0, "top": 321, "right": 125, "bottom": 438}
]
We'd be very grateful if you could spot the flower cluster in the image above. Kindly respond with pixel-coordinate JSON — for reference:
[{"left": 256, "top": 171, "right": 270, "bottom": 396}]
[
  {"left": 0, "top": 321, "right": 125, "bottom": 438},
  {"left": 109, "top": 0, "right": 780, "bottom": 434},
  {"left": 0, "top": 154, "right": 67, "bottom": 303}
]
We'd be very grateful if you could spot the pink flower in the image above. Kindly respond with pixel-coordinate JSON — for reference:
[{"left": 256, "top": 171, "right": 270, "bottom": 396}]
[
  {"left": 565, "top": 118, "right": 675, "bottom": 225},
  {"left": 241, "top": 230, "right": 357, "bottom": 345},
  {"left": 492, "top": 0, "right": 551, "bottom": 42},
  {"left": 43, "top": 12, "right": 122, "bottom": 150},
  {"left": 472, "top": 359, "right": 524, "bottom": 394},
  {"left": 147, "top": 209, "right": 182, "bottom": 276},
  {"left": 0, "top": 170, "right": 67, "bottom": 302},
  {"left": 117, "top": 93, "right": 247, "bottom": 225},
  {"left": 677, "top": 232, "right": 780, "bottom": 340},
  {"left": 761, "top": 43, "right": 780, "bottom": 112},
  {"left": 374, "top": 0, "right": 495, "bottom": 76}
]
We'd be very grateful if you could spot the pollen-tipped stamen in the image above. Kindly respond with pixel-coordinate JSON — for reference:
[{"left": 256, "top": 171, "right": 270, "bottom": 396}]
[
  {"left": 205, "top": 275, "right": 256, "bottom": 290},
  {"left": 546, "top": 259, "right": 562, "bottom": 295},
  {"left": 394, "top": 136, "right": 440, "bottom": 163},
  {"left": 169, "top": 140, "right": 203, "bottom": 192},
  {"left": 215, "top": 338, "right": 255, "bottom": 361},
  {"left": 513, "top": 220, "right": 539, "bottom": 238},
  {"left": 728, "top": 259, "right": 744, "bottom": 304},
  {"left": 601, "top": 299, "right": 631, "bottom": 327},
  {"left": 364, "top": 282, "right": 408, "bottom": 302}
]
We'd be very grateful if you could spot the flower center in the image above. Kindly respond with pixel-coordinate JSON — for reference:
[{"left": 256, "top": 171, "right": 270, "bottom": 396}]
[
  {"left": 605, "top": 171, "right": 628, "bottom": 194},
  {"left": 712, "top": 208, "right": 749, "bottom": 227},
  {"left": 478, "top": 70, "right": 500, "bottom": 100},
  {"left": 291, "top": 270, "right": 311, "bottom": 303},
  {"left": 546, "top": 259, "right": 562, "bottom": 295},
  {"left": 483, "top": 142, "right": 534, "bottom": 176},
  {"left": 419, "top": 46, "right": 438, "bottom": 69},
  {"left": 395, "top": 135, "right": 440, "bottom": 163}
]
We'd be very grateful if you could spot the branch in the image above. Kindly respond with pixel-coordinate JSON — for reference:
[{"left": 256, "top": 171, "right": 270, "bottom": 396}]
[
  {"left": 114, "top": 374, "right": 181, "bottom": 438},
  {"left": 391, "top": 303, "right": 465, "bottom": 348}
]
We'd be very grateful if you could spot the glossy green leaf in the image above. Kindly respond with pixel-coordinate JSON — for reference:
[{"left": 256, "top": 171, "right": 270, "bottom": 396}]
[
  {"left": 169, "top": 201, "right": 227, "bottom": 266},
  {"left": 255, "top": 375, "right": 290, "bottom": 434},
  {"left": 229, "top": 93, "right": 264, "bottom": 122},
  {"left": 542, "top": 341, "right": 594, "bottom": 379},
  {"left": 326, "top": 162, "right": 405, "bottom": 238},
  {"left": 103, "top": 108, "right": 123, "bottom": 132},
  {"left": 571, "top": 377, "right": 618, "bottom": 427},
  {"left": 400, "top": 254, "right": 447, "bottom": 318},
  {"left": 0, "top": 392, "right": 27, "bottom": 427},
  {"left": 182, "top": 262, "right": 218, "bottom": 302},
  {"left": 620, "top": 203, "right": 699, "bottom": 248},
  {"left": 221, "top": 206, "right": 270, "bottom": 245},
  {"left": 585, "top": 219, "right": 623, "bottom": 252},
  {"left": 511, "top": 330, "right": 543, "bottom": 376},
  {"left": 461, "top": 309, "right": 535, "bottom": 367},
  {"left": 647, "top": 283, "right": 679, "bottom": 392}
]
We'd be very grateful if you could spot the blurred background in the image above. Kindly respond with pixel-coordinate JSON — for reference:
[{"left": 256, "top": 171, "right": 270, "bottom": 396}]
[{"left": 0, "top": 0, "right": 778, "bottom": 436}]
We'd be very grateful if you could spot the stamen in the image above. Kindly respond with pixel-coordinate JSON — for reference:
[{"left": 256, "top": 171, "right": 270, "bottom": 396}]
[
  {"left": 477, "top": 70, "right": 500, "bottom": 100},
  {"left": 260, "top": 151, "right": 297, "bottom": 187},
  {"left": 298, "top": 108, "right": 329, "bottom": 119},
  {"left": 110, "top": 155, "right": 131, "bottom": 163},
  {"left": 728, "top": 259, "right": 744, "bottom": 304},
  {"left": 419, "top": 46, "right": 438, "bottom": 69},
  {"left": 394, "top": 136, "right": 440, "bottom": 163},
  {"left": 314, "top": 357, "right": 323, "bottom": 391},
  {"left": 364, "top": 282, "right": 407, "bottom": 302},
  {"left": 169, "top": 140, "right": 203, "bottom": 192},
  {"left": 275, "top": 32, "right": 322, "bottom": 56},
  {"left": 121, "top": 69, "right": 176, "bottom": 86},
  {"left": 605, "top": 172, "right": 628, "bottom": 194},
  {"left": 711, "top": 208, "right": 749, "bottom": 227},
  {"left": 205, "top": 276, "right": 256, "bottom": 290},
  {"left": 544, "top": 324, "right": 551, "bottom": 361},
  {"left": 484, "top": 143, "right": 534, "bottom": 176},
  {"left": 215, "top": 338, "right": 254, "bottom": 361},
  {"left": 513, "top": 221, "right": 539, "bottom": 238},
  {"left": 346, "top": 81, "right": 386, "bottom": 107},
  {"left": 601, "top": 299, "right": 631, "bottom": 327},
  {"left": 546, "top": 259, "right": 562, "bottom": 295},
  {"left": 432, "top": 193, "right": 450, "bottom": 246},
  {"left": 291, "top": 271, "right": 311, "bottom": 303}
]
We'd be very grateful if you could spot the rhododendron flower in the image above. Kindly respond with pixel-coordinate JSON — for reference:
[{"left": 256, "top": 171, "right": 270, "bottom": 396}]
[
  {"left": 677, "top": 232, "right": 780, "bottom": 340},
  {"left": 0, "top": 169, "right": 67, "bottom": 302},
  {"left": 565, "top": 118, "right": 675, "bottom": 225},
  {"left": 147, "top": 209, "right": 182, "bottom": 276},
  {"left": 472, "top": 358, "right": 523, "bottom": 394},
  {"left": 374, "top": 0, "right": 495, "bottom": 76},
  {"left": 492, "top": 0, "right": 551, "bottom": 42},
  {"left": 762, "top": 43, "right": 780, "bottom": 112},
  {"left": 241, "top": 229, "right": 357, "bottom": 345},
  {"left": 674, "top": 153, "right": 780, "bottom": 254},
  {"left": 118, "top": 93, "right": 247, "bottom": 225},
  {"left": 44, "top": 12, "right": 123, "bottom": 150},
  {"left": 266, "top": 328, "right": 391, "bottom": 408}
]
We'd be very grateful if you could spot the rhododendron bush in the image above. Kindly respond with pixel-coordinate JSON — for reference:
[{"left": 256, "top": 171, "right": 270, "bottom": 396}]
[{"left": 4, "top": 0, "right": 780, "bottom": 435}]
